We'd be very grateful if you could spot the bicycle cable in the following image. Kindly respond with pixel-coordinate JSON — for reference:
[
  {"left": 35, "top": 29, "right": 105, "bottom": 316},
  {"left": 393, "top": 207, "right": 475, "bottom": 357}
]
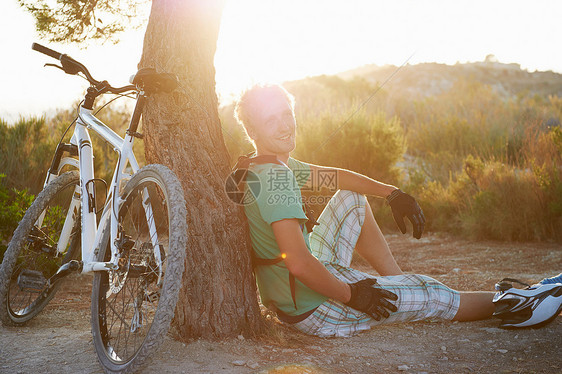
[
  {"left": 56, "top": 89, "right": 133, "bottom": 147},
  {"left": 93, "top": 92, "right": 137, "bottom": 116},
  {"left": 53, "top": 99, "right": 84, "bottom": 154}
]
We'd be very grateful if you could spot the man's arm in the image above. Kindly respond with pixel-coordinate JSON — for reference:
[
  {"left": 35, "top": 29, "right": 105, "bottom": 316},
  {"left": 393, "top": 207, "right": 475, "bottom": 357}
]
[
  {"left": 271, "top": 218, "right": 351, "bottom": 303},
  {"left": 306, "top": 163, "right": 397, "bottom": 198},
  {"left": 271, "top": 218, "right": 399, "bottom": 320},
  {"left": 305, "top": 162, "right": 425, "bottom": 239}
]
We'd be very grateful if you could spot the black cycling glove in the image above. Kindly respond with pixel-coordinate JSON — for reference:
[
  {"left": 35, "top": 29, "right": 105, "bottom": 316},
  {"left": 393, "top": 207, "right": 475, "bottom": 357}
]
[
  {"left": 386, "top": 189, "right": 425, "bottom": 239},
  {"left": 344, "top": 278, "right": 398, "bottom": 320}
]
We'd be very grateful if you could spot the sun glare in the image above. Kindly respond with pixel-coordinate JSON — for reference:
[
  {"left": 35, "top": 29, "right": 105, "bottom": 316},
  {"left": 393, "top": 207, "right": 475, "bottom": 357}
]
[
  {"left": 2, "top": 0, "right": 561, "bottom": 120},
  {"left": 214, "top": 0, "right": 422, "bottom": 104},
  {"left": 214, "top": 0, "right": 562, "bottom": 106},
  {"left": 214, "top": 1, "right": 376, "bottom": 103}
]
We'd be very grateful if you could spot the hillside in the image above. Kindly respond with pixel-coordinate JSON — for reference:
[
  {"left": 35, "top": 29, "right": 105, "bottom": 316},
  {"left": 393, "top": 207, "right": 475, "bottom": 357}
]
[{"left": 336, "top": 58, "right": 562, "bottom": 99}]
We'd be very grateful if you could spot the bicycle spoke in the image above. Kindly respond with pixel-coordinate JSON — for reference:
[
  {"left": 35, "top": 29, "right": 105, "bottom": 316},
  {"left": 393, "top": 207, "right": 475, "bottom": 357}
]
[{"left": 106, "top": 294, "right": 131, "bottom": 331}]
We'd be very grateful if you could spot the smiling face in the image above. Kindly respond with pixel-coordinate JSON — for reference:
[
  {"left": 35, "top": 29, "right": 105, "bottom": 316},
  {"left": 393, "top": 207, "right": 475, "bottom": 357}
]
[{"left": 244, "top": 87, "right": 297, "bottom": 161}]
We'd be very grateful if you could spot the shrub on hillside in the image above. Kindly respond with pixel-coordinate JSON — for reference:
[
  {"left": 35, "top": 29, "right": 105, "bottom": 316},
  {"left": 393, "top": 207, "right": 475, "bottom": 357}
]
[
  {"left": 409, "top": 151, "right": 562, "bottom": 242},
  {"left": 0, "top": 174, "right": 34, "bottom": 259},
  {"left": 293, "top": 110, "right": 405, "bottom": 185},
  {"left": 0, "top": 117, "right": 59, "bottom": 194}
]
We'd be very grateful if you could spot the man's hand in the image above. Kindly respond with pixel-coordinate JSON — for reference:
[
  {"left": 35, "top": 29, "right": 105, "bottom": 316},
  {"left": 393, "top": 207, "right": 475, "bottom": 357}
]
[
  {"left": 344, "top": 279, "right": 398, "bottom": 320},
  {"left": 386, "top": 189, "right": 425, "bottom": 239}
]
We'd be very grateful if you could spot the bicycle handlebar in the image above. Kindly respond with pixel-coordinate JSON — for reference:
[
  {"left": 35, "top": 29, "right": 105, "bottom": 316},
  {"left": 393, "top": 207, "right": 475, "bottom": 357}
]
[
  {"left": 31, "top": 42, "right": 136, "bottom": 95},
  {"left": 31, "top": 43, "right": 63, "bottom": 60}
]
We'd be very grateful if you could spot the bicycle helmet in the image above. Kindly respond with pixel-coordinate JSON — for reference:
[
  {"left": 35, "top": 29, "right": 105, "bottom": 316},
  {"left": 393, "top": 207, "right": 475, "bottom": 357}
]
[{"left": 492, "top": 278, "right": 562, "bottom": 328}]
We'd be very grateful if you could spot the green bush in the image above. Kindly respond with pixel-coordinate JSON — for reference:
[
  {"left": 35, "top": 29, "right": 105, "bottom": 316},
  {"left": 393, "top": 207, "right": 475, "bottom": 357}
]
[
  {"left": 294, "top": 110, "right": 405, "bottom": 184},
  {"left": 405, "top": 79, "right": 523, "bottom": 183},
  {"left": 461, "top": 158, "right": 550, "bottom": 241},
  {"left": 408, "top": 151, "right": 562, "bottom": 242},
  {"left": 0, "top": 174, "right": 34, "bottom": 259}
]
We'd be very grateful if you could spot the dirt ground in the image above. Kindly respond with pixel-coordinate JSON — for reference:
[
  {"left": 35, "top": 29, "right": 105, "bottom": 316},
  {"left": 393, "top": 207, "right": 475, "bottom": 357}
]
[{"left": 1, "top": 232, "right": 561, "bottom": 374}]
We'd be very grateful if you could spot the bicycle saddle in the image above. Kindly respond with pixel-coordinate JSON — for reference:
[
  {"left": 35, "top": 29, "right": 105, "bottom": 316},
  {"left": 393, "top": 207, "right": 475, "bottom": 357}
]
[{"left": 131, "top": 68, "right": 178, "bottom": 94}]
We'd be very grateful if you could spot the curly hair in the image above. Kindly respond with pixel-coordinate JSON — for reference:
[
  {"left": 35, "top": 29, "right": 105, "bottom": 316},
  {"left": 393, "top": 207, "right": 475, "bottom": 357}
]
[{"left": 234, "top": 84, "right": 295, "bottom": 147}]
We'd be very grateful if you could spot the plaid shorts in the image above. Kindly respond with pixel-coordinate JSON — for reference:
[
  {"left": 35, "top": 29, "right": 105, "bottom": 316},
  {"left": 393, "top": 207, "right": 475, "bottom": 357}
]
[{"left": 292, "top": 190, "right": 460, "bottom": 338}]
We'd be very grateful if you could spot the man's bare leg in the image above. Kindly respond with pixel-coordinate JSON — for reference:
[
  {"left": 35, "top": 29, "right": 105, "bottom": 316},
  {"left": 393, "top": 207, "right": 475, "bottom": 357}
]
[
  {"left": 355, "top": 201, "right": 495, "bottom": 321},
  {"left": 453, "top": 292, "right": 495, "bottom": 321},
  {"left": 354, "top": 199, "right": 403, "bottom": 276}
]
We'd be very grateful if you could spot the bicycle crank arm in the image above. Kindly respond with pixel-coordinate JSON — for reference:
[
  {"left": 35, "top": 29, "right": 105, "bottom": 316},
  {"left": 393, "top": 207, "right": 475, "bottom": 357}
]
[{"left": 48, "top": 260, "right": 82, "bottom": 285}]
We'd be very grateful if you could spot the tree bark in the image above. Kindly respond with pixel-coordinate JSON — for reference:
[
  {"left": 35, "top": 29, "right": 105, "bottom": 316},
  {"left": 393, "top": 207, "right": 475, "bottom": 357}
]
[{"left": 138, "top": 0, "right": 264, "bottom": 339}]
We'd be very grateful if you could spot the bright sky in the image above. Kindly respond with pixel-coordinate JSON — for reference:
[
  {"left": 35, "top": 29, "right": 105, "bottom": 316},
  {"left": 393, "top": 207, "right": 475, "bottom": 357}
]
[{"left": 1, "top": 0, "right": 561, "bottom": 122}]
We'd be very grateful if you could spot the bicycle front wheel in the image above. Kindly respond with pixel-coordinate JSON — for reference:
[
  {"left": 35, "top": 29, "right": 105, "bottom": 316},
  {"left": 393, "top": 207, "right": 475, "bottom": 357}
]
[
  {"left": 91, "top": 164, "right": 187, "bottom": 373},
  {"left": 0, "top": 171, "right": 81, "bottom": 325}
]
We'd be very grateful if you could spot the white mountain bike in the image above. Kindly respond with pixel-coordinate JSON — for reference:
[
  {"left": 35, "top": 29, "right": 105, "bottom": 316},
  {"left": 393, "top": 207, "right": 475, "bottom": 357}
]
[{"left": 0, "top": 43, "right": 188, "bottom": 373}]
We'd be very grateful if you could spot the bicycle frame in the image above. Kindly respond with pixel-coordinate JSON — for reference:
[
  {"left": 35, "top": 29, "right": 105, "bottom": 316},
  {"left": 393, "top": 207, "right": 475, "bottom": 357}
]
[{"left": 41, "top": 103, "right": 146, "bottom": 274}]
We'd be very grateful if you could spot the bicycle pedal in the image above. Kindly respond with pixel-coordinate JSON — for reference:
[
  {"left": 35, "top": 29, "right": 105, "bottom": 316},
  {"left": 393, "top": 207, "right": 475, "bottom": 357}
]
[{"left": 17, "top": 269, "right": 47, "bottom": 292}]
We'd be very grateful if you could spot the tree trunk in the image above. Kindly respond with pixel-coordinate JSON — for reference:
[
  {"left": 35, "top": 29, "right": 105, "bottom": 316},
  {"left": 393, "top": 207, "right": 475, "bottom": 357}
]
[{"left": 138, "top": 0, "right": 264, "bottom": 339}]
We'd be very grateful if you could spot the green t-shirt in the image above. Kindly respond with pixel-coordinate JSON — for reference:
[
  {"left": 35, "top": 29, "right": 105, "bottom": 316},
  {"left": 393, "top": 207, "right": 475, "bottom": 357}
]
[{"left": 244, "top": 157, "right": 328, "bottom": 315}]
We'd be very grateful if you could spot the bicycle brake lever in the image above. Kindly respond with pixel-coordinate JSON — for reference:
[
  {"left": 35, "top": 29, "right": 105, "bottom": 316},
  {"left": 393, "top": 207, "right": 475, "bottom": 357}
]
[
  {"left": 44, "top": 63, "right": 65, "bottom": 72},
  {"left": 45, "top": 59, "right": 82, "bottom": 76}
]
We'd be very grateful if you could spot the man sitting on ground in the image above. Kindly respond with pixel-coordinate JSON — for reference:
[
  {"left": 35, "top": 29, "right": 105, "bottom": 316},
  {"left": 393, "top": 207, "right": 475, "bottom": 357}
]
[{"left": 232, "top": 84, "right": 532, "bottom": 337}]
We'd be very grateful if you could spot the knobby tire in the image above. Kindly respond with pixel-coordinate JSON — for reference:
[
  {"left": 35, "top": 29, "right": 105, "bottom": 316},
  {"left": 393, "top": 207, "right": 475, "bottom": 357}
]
[{"left": 91, "top": 164, "right": 187, "bottom": 374}]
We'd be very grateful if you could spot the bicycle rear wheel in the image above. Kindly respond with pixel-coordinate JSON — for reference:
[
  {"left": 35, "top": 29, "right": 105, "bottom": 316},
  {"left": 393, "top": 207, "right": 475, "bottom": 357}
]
[
  {"left": 0, "top": 171, "right": 81, "bottom": 325},
  {"left": 91, "top": 164, "right": 187, "bottom": 373}
]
